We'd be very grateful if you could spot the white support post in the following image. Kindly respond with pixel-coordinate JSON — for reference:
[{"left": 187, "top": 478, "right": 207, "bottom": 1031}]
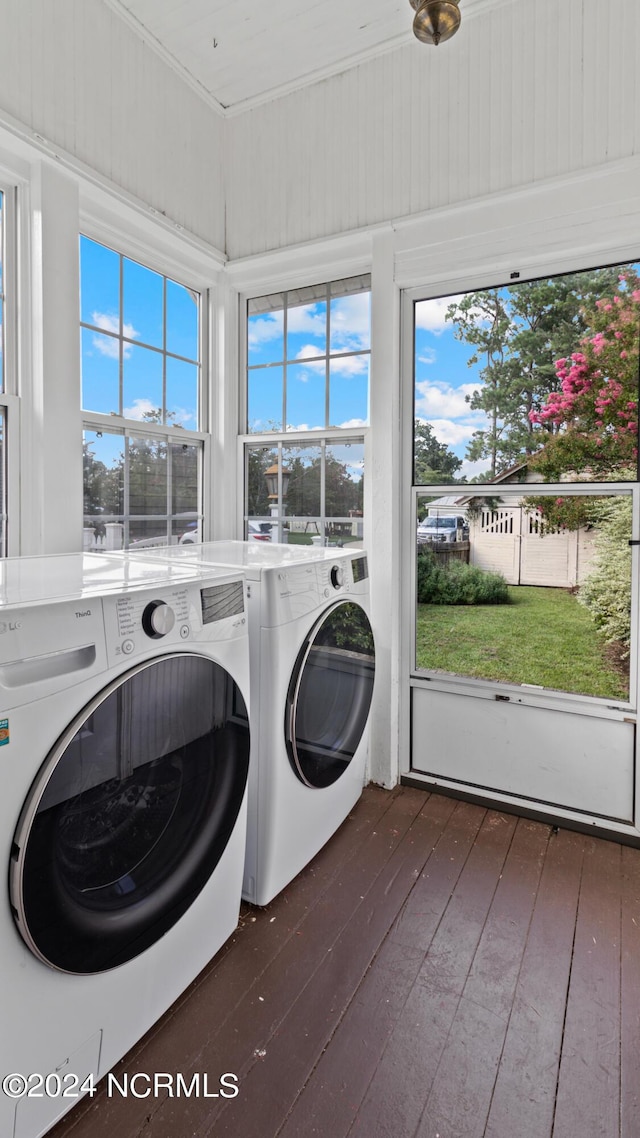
[
  {"left": 366, "top": 227, "right": 401, "bottom": 787},
  {"left": 27, "top": 161, "right": 82, "bottom": 554}
]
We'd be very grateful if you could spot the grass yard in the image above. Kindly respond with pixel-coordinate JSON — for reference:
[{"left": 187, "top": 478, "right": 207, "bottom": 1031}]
[{"left": 416, "top": 585, "right": 628, "bottom": 700}]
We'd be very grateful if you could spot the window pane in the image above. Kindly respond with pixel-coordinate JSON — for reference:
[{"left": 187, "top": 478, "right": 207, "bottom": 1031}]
[
  {"left": 286, "top": 362, "right": 326, "bottom": 431},
  {"left": 166, "top": 357, "right": 199, "bottom": 430},
  {"left": 127, "top": 435, "right": 167, "bottom": 517},
  {"left": 0, "top": 409, "right": 5, "bottom": 557},
  {"left": 325, "top": 442, "right": 364, "bottom": 519},
  {"left": 286, "top": 298, "right": 326, "bottom": 361},
  {"left": 123, "top": 344, "right": 163, "bottom": 422},
  {"left": 166, "top": 278, "right": 198, "bottom": 360},
  {"left": 329, "top": 357, "right": 369, "bottom": 428},
  {"left": 415, "top": 489, "right": 632, "bottom": 701},
  {"left": 248, "top": 366, "right": 283, "bottom": 433},
  {"left": 81, "top": 327, "right": 120, "bottom": 414},
  {"left": 0, "top": 191, "right": 3, "bottom": 396},
  {"left": 83, "top": 429, "right": 125, "bottom": 552},
  {"left": 123, "top": 258, "right": 163, "bottom": 349},
  {"left": 248, "top": 295, "right": 284, "bottom": 367},
  {"left": 171, "top": 440, "right": 200, "bottom": 516},
  {"left": 172, "top": 517, "right": 201, "bottom": 544},
  {"left": 414, "top": 262, "right": 640, "bottom": 484},
  {"left": 129, "top": 517, "right": 170, "bottom": 547},
  {"left": 282, "top": 445, "right": 321, "bottom": 517},
  {"left": 330, "top": 288, "right": 371, "bottom": 354},
  {"left": 79, "top": 237, "right": 120, "bottom": 329},
  {"left": 246, "top": 445, "right": 278, "bottom": 519}
]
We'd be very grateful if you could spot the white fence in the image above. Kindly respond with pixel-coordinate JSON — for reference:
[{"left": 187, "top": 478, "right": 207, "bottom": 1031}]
[{"left": 469, "top": 508, "right": 598, "bottom": 587}]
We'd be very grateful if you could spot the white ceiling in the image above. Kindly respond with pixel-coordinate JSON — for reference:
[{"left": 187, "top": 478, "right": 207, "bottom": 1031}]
[{"left": 104, "top": 0, "right": 488, "bottom": 115}]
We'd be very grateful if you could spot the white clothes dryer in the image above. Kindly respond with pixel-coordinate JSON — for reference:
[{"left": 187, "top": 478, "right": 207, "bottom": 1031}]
[
  {"left": 0, "top": 553, "right": 250, "bottom": 1138},
  {"left": 119, "top": 543, "right": 375, "bottom": 907}
]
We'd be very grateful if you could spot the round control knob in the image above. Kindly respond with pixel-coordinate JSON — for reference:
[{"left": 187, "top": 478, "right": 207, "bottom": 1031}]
[
  {"left": 142, "top": 600, "right": 176, "bottom": 639},
  {"left": 330, "top": 564, "right": 345, "bottom": 589}
]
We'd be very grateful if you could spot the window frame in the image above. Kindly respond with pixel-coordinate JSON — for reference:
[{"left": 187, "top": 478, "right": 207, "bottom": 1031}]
[
  {"left": 80, "top": 227, "right": 211, "bottom": 549},
  {"left": 0, "top": 182, "right": 21, "bottom": 557},
  {"left": 239, "top": 276, "right": 371, "bottom": 546}
]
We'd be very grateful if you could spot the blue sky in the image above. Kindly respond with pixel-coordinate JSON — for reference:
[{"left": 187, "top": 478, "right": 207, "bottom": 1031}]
[
  {"left": 414, "top": 293, "right": 491, "bottom": 481},
  {"left": 247, "top": 292, "right": 371, "bottom": 433}
]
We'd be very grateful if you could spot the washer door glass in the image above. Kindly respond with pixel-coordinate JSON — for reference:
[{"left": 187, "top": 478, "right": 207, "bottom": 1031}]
[
  {"left": 11, "top": 654, "right": 250, "bottom": 974},
  {"left": 286, "top": 601, "right": 375, "bottom": 789}
]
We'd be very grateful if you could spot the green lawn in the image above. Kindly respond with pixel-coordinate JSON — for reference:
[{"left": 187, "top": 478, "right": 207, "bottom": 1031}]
[{"left": 416, "top": 585, "right": 628, "bottom": 700}]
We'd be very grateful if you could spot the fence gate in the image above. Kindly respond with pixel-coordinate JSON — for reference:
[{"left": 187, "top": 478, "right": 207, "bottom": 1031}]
[{"left": 469, "top": 507, "right": 595, "bottom": 587}]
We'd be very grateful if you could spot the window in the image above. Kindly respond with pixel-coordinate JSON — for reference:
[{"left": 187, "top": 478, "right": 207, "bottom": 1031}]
[
  {"left": 80, "top": 236, "right": 205, "bottom": 549},
  {"left": 411, "top": 257, "right": 640, "bottom": 705},
  {"left": 413, "top": 260, "right": 639, "bottom": 485},
  {"left": 244, "top": 276, "right": 370, "bottom": 548}
]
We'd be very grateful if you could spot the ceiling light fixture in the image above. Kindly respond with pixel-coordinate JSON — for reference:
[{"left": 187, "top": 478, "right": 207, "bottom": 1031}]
[{"left": 410, "top": 0, "right": 461, "bottom": 46}]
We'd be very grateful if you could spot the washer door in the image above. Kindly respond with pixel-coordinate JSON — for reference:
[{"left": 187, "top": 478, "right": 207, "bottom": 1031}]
[
  {"left": 10, "top": 653, "right": 250, "bottom": 974},
  {"left": 285, "top": 601, "right": 375, "bottom": 789}
]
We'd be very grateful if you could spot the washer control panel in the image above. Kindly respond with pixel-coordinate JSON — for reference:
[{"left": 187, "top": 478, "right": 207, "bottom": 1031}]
[{"left": 102, "top": 576, "right": 246, "bottom": 665}]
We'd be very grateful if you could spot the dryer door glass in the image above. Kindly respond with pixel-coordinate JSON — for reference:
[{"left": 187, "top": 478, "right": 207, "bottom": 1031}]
[
  {"left": 11, "top": 654, "right": 250, "bottom": 974},
  {"left": 286, "top": 601, "right": 375, "bottom": 788}
]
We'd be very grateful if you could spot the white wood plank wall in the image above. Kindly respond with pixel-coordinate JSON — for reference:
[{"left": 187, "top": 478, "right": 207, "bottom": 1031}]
[
  {"left": 224, "top": 0, "right": 640, "bottom": 259},
  {"left": 0, "top": 0, "right": 225, "bottom": 250}
]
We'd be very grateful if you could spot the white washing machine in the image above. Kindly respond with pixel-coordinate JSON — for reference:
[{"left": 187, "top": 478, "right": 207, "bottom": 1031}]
[
  {"left": 0, "top": 552, "right": 250, "bottom": 1138},
  {"left": 118, "top": 543, "right": 375, "bottom": 906}
]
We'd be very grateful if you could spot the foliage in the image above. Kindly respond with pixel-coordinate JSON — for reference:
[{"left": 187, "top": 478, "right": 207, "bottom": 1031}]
[
  {"left": 247, "top": 447, "right": 362, "bottom": 518},
  {"left": 529, "top": 270, "right": 640, "bottom": 480},
  {"left": 314, "top": 602, "right": 374, "bottom": 655},
  {"left": 445, "top": 267, "right": 622, "bottom": 478},
  {"left": 416, "top": 550, "right": 510, "bottom": 605},
  {"left": 578, "top": 495, "right": 632, "bottom": 655},
  {"left": 414, "top": 419, "right": 462, "bottom": 484},
  {"left": 83, "top": 410, "right": 199, "bottom": 540}
]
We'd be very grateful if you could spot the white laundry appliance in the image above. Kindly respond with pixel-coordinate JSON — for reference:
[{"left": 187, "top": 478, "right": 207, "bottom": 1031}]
[
  {"left": 0, "top": 552, "right": 250, "bottom": 1138},
  {"left": 117, "top": 543, "right": 375, "bottom": 906}
]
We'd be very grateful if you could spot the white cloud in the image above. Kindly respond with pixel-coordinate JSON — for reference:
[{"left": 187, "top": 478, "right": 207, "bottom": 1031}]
[
  {"left": 287, "top": 304, "right": 326, "bottom": 339},
  {"left": 338, "top": 417, "right": 367, "bottom": 429},
  {"left": 418, "top": 348, "right": 437, "bottom": 366},
  {"left": 415, "top": 294, "right": 489, "bottom": 334},
  {"left": 91, "top": 311, "right": 138, "bottom": 359},
  {"left": 415, "top": 379, "right": 482, "bottom": 420},
  {"left": 460, "top": 458, "right": 492, "bottom": 480},
  {"left": 293, "top": 344, "right": 368, "bottom": 378},
  {"left": 248, "top": 311, "right": 284, "bottom": 348},
  {"left": 330, "top": 292, "right": 371, "bottom": 351},
  {"left": 122, "top": 398, "right": 161, "bottom": 422},
  {"left": 427, "top": 418, "right": 479, "bottom": 447},
  {"left": 415, "top": 295, "right": 463, "bottom": 333}
]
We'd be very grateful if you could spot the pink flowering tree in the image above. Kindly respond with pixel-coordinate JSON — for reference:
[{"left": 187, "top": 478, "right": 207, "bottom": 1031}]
[{"left": 528, "top": 270, "right": 639, "bottom": 483}]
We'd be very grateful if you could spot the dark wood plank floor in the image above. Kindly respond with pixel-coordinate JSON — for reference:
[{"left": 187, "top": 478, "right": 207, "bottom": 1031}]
[{"left": 50, "top": 785, "right": 640, "bottom": 1138}]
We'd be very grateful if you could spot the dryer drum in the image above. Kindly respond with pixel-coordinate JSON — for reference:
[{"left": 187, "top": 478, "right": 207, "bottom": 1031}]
[
  {"left": 10, "top": 653, "right": 250, "bottom": 975},
  {"left": 285, "top": 601, "right": 375, "bottom": 789}
]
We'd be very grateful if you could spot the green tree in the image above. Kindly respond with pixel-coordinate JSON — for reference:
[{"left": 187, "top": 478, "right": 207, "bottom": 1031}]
[
  {"left": 446, "top": 267, "right": 622, "bottom": 477},
  {"left": 414, "top": 419, "right": 462, "bottom": 484}
]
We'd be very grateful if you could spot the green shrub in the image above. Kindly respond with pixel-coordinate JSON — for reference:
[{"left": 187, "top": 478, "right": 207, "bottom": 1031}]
[
  {"left": 578, "top": 496, "right": 632, "bottom": 655},
  {"left": 417, "top": 550, "right": 510, "bottom": 605}
]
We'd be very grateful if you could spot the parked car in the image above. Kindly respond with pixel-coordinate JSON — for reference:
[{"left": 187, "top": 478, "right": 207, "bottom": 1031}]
[
  {"left": 417, "top": 515, "right": 469, "bottom": 545},
  {"left": 178, "top": 521, "right": 201, "bottom": 544},
  {"left": 247, "top": 521, "right": 273, "bottom": 542}
]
